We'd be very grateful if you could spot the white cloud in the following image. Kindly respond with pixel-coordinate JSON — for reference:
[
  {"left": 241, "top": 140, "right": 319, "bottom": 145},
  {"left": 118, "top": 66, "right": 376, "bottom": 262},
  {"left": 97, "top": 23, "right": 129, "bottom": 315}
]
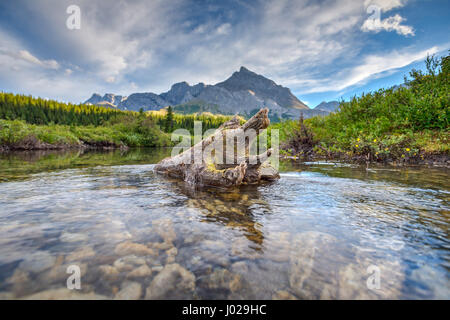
[
  {"left": 0, "top": 0, "right": 429, "bottom": 102},
  {"left": 216, "top": 23, "right": 231, "bottom": 35},
  {"left": 17, "top": 50, "right": 59, "bottom": 69},
  {"left": 0, "top": 48, "right": 60, "bottom": 70},
  {"left": 361, "top": 0, "right": 413, "bottom": 36},
  {"left": 362, "top": 13, "right": 414, "bottom": 36},
  {"left": 285, "top": 46, "right": 440, "bottom": 93},
  {"left": 364, "top": 0, "right": 408, "bottom": 12}
]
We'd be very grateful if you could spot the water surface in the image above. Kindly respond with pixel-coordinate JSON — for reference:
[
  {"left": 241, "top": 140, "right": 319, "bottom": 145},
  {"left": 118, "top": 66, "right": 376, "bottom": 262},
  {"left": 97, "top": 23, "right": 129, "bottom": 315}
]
[{"left": 0, "top": 149, "right": 448, "bottom": 299}]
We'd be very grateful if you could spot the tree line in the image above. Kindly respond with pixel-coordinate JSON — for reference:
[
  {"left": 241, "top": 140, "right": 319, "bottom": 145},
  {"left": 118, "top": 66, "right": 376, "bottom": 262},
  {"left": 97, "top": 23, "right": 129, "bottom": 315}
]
[{"left": 0, "top": 92, "right": 235, "bottom": 133}]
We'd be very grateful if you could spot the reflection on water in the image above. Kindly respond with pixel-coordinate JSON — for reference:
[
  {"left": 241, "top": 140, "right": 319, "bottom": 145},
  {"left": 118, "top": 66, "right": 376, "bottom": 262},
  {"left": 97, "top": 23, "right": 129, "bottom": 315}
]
[{"left": 0, "top": 149, "right": 448, "bottom": 299}]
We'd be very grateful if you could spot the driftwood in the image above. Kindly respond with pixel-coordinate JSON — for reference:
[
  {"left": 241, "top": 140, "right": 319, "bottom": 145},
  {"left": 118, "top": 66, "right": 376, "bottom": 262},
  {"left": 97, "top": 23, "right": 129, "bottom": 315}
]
[{"left": 154, "top": 108, "right": 280, "bottom": 187}]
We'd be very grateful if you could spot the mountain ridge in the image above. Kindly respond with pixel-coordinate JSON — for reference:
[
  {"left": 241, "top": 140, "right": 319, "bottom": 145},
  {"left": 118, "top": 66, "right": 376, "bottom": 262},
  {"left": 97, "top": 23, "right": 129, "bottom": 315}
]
[{"left": 85, "top": 67, "right": 319, "bottom": 120}]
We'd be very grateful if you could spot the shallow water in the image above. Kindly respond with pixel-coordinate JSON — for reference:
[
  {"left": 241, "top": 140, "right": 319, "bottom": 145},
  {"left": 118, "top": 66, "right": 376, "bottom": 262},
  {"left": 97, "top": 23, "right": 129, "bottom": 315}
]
[{"left": 0, "top": 149, "right": 448, "bottom": 299}]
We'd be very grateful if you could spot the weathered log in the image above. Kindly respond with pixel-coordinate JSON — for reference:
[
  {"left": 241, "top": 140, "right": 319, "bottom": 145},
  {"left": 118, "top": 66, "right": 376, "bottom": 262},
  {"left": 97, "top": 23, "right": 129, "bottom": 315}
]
[{"left": 154, "top": 108, "right": 280, "bottom": 187}]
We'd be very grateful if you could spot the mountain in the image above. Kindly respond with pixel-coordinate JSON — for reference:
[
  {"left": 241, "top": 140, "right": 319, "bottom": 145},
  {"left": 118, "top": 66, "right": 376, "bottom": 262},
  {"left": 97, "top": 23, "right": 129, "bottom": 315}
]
[
  {"left": 85, "top": 67, "right": 324, "bottom": 121},
  {"left": 314, "top": 101, "right": 340, "bottom": 112},
  {"left": 215, "top": 67, "right": 308, "bottom": 110}
]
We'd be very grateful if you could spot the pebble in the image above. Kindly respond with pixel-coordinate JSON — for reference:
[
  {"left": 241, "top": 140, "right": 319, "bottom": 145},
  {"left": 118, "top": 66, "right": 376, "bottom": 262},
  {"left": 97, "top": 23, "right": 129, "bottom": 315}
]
[
  {"left": 127, "top": 265, "right": 152, "bottom": 278},
  {"left": 66, "top": 246, "right": 95, "bottom": 262},
  {"left": 114, "top": 282, "right": 142, "bottom": 300},
  {"left": 145, "top": 263, "right": 195, "bottom": 299},
  {"left": 99, "top": 265, "right": 120, "bottom": 278},
  {"left": 114, "top": 242, "right": 156, "bottom": 256},
  {"left": 21, "top": 288, "right": 108, "bottom": 300},
  {"left": 272, "top": 290, "right": 298, "bottom": 300}
]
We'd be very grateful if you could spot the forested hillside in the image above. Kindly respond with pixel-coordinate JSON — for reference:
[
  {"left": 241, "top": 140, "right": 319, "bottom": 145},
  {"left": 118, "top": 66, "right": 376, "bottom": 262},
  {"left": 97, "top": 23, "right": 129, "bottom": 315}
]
[{"left": 0, "top": 93, "right": 235, "bottom": 150}]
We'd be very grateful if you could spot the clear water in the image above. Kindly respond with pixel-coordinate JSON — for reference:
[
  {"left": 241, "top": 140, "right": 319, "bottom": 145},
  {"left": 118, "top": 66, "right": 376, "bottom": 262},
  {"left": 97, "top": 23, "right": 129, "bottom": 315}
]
[{"left": 0, "top": 149, "right": 448, "bottom": 299}]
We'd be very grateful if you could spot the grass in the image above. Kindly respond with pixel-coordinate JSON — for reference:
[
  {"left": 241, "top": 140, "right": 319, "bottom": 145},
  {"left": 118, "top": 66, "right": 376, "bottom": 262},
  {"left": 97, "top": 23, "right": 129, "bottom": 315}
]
[
  {"left": 0, "top": 117, "right": 173, "bottom": 150},
  {"left": 271, "top": 54, "right": 450, "bottom": 163}
]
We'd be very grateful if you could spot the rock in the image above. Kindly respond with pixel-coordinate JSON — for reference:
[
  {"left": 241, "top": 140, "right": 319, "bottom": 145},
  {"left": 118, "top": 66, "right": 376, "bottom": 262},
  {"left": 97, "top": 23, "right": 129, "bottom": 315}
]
[
  {"left": 151, "top": 266, "right": 164, "bottom": 273},
  {"left": 7, "top": 269, "right": 30, "bottom": 284},
  {"left": 145, "top": 264, "right": 195, "bottom": 299},
  {"left": 338, "top": 253, "right": 404, "bottom": 300},
  {"left": 165, "top": 247, "right": 178, "bottom": 264},
  {"left": 99, "top": 265, "right": 120, "bottom": 278},
  {"left": 6, "top": 269, "right": 32, "bottom": 297},
  {"left": 201, "top": 250, "right": 230, "bottom": 267},
  {"left": 41, "top": 263, "right": 88, "bottom": 284},
  {"left": 272, "top": 290, "right": 298, "bottom": 300},
  {"left": 152, "top": 218, "right": 176, "bottom": 244},
  {"left": 21, "top": 288, "right": 108, "bottom": 300},
  {"left": 113, "top": 255, "right": 147, "bottom": 272},
  {"left": 288, "top": 231, "right": 338, "bottom": 299},
  {"left": 201, "top": 268, "right": 240, "bottom": 292},
  {"left": 60, "top": 232, "right": 88, "bottom": 243},
  {"left": 148, "top": 241, "right": 173, "bottom": 250},
  {"left": 204, "top": 268, "right": 234, "bottom": 290},
  {"left": 127, "top": 265, "right": 152, "bottom": 278},
  {"left": 114, "top": 282, "right": 142, "bottom": 300},
  {"left": 19, "top": 251, "right": 56, "bottom": 273},
  {"left": 229, "top": 275, "right": 242, "bottom": 292},
  {"left": 231, "top": 237, "right": 259, "bottom": 260},
  {"left": 114, "top": 242, "right": 156, "bottom": 256},
  {"left": 265, "top": 232, "right": 290, "bottom": 262},
  {"left": 66, "top": 246, "right": 95, "bottom": 262}
]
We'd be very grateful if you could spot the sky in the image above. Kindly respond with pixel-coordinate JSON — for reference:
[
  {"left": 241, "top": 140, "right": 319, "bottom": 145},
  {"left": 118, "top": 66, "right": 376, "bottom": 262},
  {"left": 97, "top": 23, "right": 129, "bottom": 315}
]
[{"left": 0, "top": 0, "right": 448, "bottom": 108}]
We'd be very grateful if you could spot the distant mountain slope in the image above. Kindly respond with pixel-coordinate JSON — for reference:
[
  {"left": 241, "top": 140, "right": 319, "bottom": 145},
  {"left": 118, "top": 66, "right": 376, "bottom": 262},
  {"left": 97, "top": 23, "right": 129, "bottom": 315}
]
[
  {"left": 84, "top": 66, "right": 316, "bottom": 120},
  {"left": 314, "top": 101, "right": 340, "bottom": 112}
]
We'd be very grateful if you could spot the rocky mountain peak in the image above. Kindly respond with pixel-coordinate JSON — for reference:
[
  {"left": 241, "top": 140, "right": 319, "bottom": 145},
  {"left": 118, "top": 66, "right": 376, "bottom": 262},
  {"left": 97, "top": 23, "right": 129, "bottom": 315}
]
[
  {"left": 84, "top": 66, "right": 311, "bottom": 118},
  {"left": 216, "top": 67, "right": 308, "bottom": 110}
]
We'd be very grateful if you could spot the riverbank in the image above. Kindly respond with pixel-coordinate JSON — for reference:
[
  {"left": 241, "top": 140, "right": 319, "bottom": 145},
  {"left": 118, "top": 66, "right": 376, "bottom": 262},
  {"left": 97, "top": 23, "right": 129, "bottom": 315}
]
[
  {"left": 280, "top": 153, "right": 450, "bottom": 168},
  {"left": 273, "top": 55, "right": 449, "bottom": 167},
  {"left": 0, "top": 118, "right": 172, "bottom": 152}
]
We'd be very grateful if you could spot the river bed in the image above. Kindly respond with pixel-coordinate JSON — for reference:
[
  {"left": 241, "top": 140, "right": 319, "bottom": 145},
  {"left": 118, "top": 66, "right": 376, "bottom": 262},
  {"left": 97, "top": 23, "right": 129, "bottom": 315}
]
[{"left": 0, "top": 148, "right": 448, "bottom": 299}]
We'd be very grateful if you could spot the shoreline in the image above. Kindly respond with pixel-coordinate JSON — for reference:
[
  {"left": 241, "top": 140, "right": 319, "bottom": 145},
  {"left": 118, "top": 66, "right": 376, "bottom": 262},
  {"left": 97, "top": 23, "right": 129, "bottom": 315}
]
[
  {"left": 0, "top": 141, "right": 129, "bottom": 152},
  {"left": 281, "top": 153, "right": 450, "bottom": 168}
]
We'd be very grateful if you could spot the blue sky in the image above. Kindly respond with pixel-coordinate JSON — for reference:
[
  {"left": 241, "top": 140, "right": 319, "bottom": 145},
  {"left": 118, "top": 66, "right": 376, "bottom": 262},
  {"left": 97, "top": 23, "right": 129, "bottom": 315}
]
[{"left": 0, "top": 0, "right": 448, "bottom": 107}]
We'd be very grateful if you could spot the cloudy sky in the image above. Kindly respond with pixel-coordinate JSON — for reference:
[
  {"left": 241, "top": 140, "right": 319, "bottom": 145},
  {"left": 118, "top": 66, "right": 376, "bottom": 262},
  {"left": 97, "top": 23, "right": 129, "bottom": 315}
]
[{"left": 0, "top": 0, "right": 448, "bottom": 107}]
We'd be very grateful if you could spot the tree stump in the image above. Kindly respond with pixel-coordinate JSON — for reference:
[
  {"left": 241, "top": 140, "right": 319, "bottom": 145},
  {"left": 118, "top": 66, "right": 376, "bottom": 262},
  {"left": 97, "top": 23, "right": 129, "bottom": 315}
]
[{"left": 154, "top": 108, "right": 280, "bottom": 187}]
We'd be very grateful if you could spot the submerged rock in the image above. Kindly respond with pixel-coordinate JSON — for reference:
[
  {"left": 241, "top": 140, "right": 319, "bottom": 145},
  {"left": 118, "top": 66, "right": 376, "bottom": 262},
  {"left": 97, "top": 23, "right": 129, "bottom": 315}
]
[
  {"left": 127, "top": 264, "right": 152, "bottom": 278},
  {"left": 21, "top": 288, "right": 108, "bottom": 300},
  {"left": 165, "top": 247, "right": 178, "bottom": 264},
  {"left": 272, "top": 290, "right": 298, "bottom": 300},
  {"left": 338, "top": 252, "right": 404, "bottom": 299},
  {"left": 114, "top": 242, "right": 156, "bottom": 256},
  {"left": 152, "top": 218, "right": 177, "bottom": 244},
  {"left": 145, "top": 263, "right": 195, "bottom": 299},
  {"left": 113, "top": 255, "right": 146, "bottom": 272},
  {"left": 98, "top": 265, "right": 120, "bottom": 278},
  {"left": 66, "top": 246, "right": 95, "bottom": 262},
  {"left": 41, "top": 262, "right": 88, "bottom": 284},
  {"left": 114, "top": 282, "right": 142, "bottom": 300},
  {"left": 265, "top": 232, "right": 291, "bottom": 262},
  {"left": 288, "top": 231, "right": 338, "bottom": 299}
]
